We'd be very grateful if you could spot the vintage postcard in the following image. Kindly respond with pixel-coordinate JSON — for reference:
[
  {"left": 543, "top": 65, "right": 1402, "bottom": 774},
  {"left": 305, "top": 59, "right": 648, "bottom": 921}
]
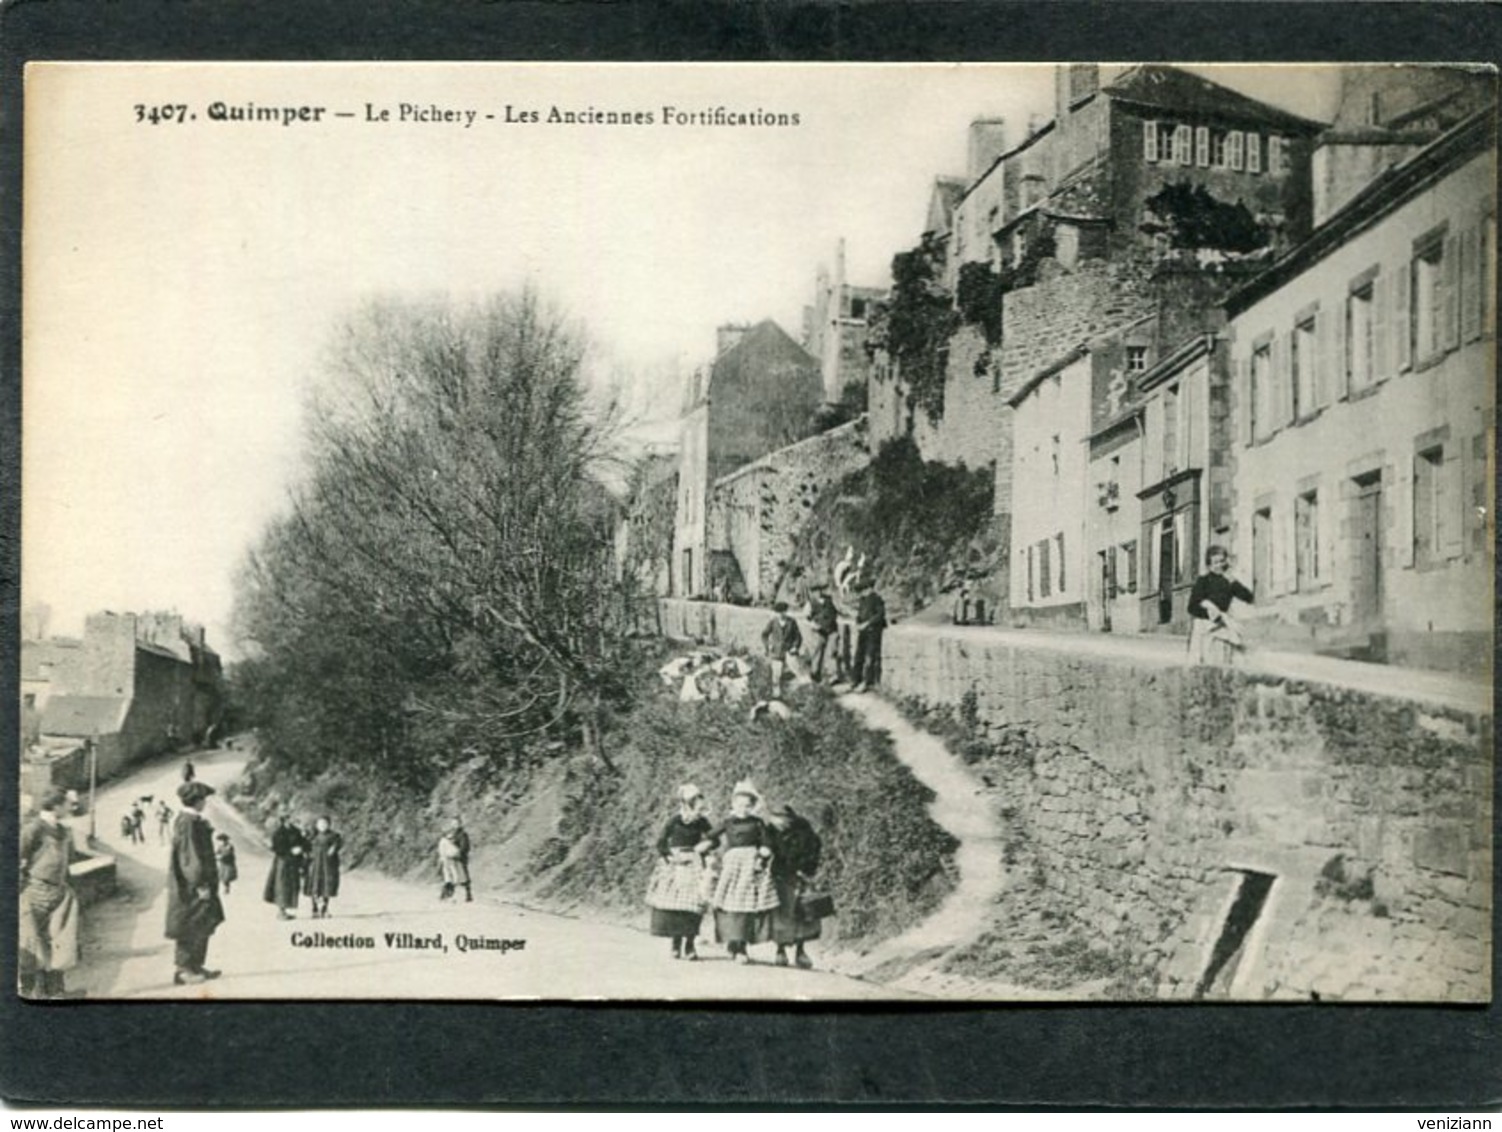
[{"left": 18, "top": 60, "right": 1494, "bottom": 1005}]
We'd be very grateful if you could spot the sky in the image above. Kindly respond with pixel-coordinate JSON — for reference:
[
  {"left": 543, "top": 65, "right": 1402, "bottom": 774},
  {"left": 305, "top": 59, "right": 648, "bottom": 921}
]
[{"left": 22, "top": 62, "right": 1345, "bottom": 657}]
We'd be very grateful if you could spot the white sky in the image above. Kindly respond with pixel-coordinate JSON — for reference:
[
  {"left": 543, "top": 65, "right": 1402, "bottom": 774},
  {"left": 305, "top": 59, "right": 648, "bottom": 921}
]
[{"left": 22, "top": 62, "right": 1343, "bottom": 657}]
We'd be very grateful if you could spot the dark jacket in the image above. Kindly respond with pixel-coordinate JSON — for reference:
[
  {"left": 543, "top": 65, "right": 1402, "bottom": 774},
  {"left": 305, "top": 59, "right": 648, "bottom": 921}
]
[
  {"left": 263, "top": 822, "right": 307, "bottom": 906},
  {"left": 20, "top": 817, "right": 72, "bottom": 890},
  {"left": 761, "top": 614, "right": 803, "bottom": 659},
  {"left": 809, "top": 595, "right": 840, "bottom": 635},
  {"left": 768, "top": 813, "right": 822, "bottom": 883},
  {"left": 1188, "top": 573, "right": 1253, "bottom": 620},
  {"left": 166, "top": 811, "right": 224, "bottom": 941},
  {"left": 857, "top": 591, "right": 887, "bottom": 632}
]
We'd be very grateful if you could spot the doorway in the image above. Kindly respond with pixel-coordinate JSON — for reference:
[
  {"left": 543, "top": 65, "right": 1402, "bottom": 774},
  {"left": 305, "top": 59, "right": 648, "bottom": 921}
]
[
  {"left": 1157, "top": 518, "right": 1175, "bottom": 624},
  {"left": 1352, "top": 472, "right": 1383, "bottom": 624}
]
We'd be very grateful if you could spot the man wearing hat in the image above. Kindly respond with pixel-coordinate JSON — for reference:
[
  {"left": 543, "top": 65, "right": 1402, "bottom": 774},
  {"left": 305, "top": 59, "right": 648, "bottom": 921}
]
[
  {"left": 760, "top": 601, "right": 804, "bottom": 698},
  {"left": 165, "top": 780, "right": 225, "bottom": 985}
]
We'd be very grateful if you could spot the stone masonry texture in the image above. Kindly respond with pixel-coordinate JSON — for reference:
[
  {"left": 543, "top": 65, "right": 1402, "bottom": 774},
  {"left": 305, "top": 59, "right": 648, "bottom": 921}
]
[{"left": 658, "top": 598, "right": 1492, "bottom": 1001}]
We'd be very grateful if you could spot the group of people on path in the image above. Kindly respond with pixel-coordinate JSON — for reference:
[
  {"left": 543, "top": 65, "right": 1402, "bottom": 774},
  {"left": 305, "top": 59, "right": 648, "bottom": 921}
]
[
  {"left": 264, "top": 814, "right": 343, "bottom": 920},
  {"left": 645, "top": 779, "right": 828, "bottom": 970},
  {"left": 761, "top": 577, "right": 887, "bottom": 699}
]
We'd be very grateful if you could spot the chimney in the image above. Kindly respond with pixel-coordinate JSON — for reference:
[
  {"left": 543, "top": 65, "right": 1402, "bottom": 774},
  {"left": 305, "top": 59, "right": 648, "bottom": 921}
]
[
  {"left": 716, "top": 324, "right": 750, "bottom": 355},
  {"left": 967, "top": 117, "right": 1009, "bottom": 182},
  {"left": 1055, "top": 63, "right": 1100, "bottom": 122}
]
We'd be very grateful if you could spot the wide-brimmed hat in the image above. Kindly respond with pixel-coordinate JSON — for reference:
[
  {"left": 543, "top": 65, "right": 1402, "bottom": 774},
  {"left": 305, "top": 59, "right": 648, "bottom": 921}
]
[
  {"left": 773, "top": 601, "right": 789, "bottom": 613},
  {"left": 731, "top": 778, "right": 760, "bottom": 803},
  {"left": 177, "top": 781, "right": 216, "bottom": 806}
]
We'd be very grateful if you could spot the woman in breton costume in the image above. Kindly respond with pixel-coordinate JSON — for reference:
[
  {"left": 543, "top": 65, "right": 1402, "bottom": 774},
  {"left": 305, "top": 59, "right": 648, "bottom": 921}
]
[
  {"left": 644, "top": 784, "right": 713, "bottom": 960},
  {"left": 705, "top": 779, "right": 780, "bottom": 964}
]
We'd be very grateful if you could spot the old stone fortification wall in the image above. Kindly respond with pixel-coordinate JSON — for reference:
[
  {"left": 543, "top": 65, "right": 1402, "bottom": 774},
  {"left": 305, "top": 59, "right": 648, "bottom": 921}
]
[
  {"left": 707, "top": 418, "right": 870, "bottom": 601},
  {"left": 659, "top": 598, "right": 1492, "bottom": 1001}
]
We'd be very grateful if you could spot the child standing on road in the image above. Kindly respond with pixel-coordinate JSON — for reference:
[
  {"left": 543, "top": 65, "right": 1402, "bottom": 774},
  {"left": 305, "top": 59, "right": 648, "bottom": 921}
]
[{"left": 215, "top": 833, "right": 238, "bottom": 895}]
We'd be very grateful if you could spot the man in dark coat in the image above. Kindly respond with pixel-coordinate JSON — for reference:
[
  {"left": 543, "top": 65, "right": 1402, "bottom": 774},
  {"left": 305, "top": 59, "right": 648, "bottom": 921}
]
[
  {"left": 760, "top": 601, "right": 804, "bottom": 698},
  {"left": 852, "top": 580, "right": 887, "bottom": 692},
  {"left": 165, "top": 781, "right": 225, "bottom": 985},
  {"left": 806, "top": 584, "right": 844, "bottom": 684}
]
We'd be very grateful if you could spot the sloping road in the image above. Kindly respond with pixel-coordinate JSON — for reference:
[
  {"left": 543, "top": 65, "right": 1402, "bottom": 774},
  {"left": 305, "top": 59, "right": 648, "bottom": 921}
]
[{"left": 74, "top": 747, "right": 917, "bottom": 1001}]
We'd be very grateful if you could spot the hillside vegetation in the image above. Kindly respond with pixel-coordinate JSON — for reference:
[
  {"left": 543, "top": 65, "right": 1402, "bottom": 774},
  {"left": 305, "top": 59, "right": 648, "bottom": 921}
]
[{"left": 782, "top": 436, "right": 1002, "bottom": 619}]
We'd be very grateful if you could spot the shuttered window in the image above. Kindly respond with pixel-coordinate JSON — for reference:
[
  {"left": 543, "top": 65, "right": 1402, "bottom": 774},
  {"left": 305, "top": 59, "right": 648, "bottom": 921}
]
[
  {"left": 1246, "top": 133, "right": 1261, "bottom": 173},
  {"left": 1227, "top": 131, "right": 1244, "bottom": 170},
  {"left": 1195, "top": 126, "right": 1210, "bottom": 167}
]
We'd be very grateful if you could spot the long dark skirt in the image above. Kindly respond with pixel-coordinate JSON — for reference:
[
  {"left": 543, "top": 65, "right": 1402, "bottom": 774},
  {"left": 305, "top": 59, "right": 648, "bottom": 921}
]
[
  {"left": 770, "top": 877, "right": 823, "bottom": 945},
  {"left": 263, "top": 858, "right": 301, "bottom": 909},
  {"left": 650, "top": 908, "right": 703, "bottom": 938},
  {"left": 714, "top": 910, "right": 772, "bottom": 945}
]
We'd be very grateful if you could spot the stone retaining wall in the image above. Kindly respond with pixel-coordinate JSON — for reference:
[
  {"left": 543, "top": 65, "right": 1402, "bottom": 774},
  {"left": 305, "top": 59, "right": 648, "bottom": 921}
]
[{"left": 659, "top": 598, "right": 1492, "bottom": 1000}]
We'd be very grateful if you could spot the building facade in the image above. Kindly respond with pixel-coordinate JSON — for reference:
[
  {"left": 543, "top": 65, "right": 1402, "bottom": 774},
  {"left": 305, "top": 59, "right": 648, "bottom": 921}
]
[
  {"left": 671, "top": 320, "right": 824, "bottom": 597},
  {"left": 1225, "top": 109, "right": 1495, "bottom": 671}
]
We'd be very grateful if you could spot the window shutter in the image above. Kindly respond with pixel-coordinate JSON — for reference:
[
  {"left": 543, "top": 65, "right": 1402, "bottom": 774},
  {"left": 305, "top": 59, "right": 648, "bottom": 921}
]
[
  {"left": 1144, "top": 120, "right": 1158, "bottom": 162},
  {"left": 1439, "top": 447, "right": 1464, "bottom": 559},
  {"left": 1195, "top": 126, "right": 1210, "bottom": 167},
  {"left": 1228, "top": 131, "right": 1244, "bottom": 171},
  {"left": 1276, "top": 333, "right": 1294, "bottom": 428},
  {"left": 1268, "top": 135, "right": 1282, "bottom": 174},
  {"left": 1372, "top": 273, "right": 1390, "bottom": 384},
  {"left": 1315, "top": 307, "right": 1335, "bottom": 408},
  {"left": 1394, "top": 262, "right": 1412, "bottom": 372},
  {"left": 1246, "top": 133, "right": 1261, "bottom": 173},
  {"left": 1236, "top": 357, "right": 1253, "bottom": 446},
  {"left": 1442, "top": 232, "right": 1461, "bottom": 353},
  {"left": 1397, "top": 456, "right": 1416, "bottom": 569},
  {"left": 1175, "top": 125, "right": 1192, "bottom": 165},
  {"left": 1460, "top": 222, "right": 1482, "bottom": 343}
]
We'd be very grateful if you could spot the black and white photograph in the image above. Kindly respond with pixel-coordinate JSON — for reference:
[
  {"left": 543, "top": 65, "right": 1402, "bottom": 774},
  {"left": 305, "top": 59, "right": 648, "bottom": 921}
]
[{"left": 18, "top": 60, "right": 1494, "bottom": 1006}]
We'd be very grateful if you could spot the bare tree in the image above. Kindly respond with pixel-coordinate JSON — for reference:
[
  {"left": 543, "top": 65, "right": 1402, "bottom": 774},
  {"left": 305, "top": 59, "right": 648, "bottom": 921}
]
[{"left": 233, "top": 290, "right": 635, "bottom": 782}]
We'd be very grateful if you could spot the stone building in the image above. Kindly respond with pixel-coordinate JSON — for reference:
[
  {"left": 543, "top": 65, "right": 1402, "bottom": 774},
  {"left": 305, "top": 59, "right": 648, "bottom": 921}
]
[
  {"left": 27, "top": 610, "right": 224, "bottom": 786},
  {"left": 671, "top": 320, "right": 823, "bottom": 597},
  {"left": 801, "top": 240, "right": 887, "bottom": 407},
  {"left": 877, "top": 65, "right": 1326, "bottom": 565},
  {"left": 1008, "top": 316, "right": 1155, "bottom": 626},
  {"left": 1224, "top": 106, "right": 1495, "bottom": 671}
]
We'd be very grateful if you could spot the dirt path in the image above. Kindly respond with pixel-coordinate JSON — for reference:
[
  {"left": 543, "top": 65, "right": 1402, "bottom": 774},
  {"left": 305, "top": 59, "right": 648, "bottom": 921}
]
[
  {"left": 71, "top": 747, "right": 916, "bottom": 1002},
  {"left": 821, "top": 693, "right": 1012, "bottom": 984}
]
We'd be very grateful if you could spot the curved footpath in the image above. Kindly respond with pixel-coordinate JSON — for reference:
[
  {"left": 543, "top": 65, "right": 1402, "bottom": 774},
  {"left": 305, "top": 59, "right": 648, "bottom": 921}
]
[{"left": 821, "top": 692, "right": 1075, "bottom": 999}]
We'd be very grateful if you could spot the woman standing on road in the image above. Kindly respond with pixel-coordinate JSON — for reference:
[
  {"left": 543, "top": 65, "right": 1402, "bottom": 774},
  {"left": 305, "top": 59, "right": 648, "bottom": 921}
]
[
  {"left": 705, "top": 779, "right": 779, "bottom": 965},
  {"left": 644, "top": 784, "right": 713, "bottom": 961},
  {"left": 263, "top": 814, "right": 307, "bottom": 920},
  {"left": 765, "top": 802, "right": 827, "bottom": 970},
  {"left": 305, "top": 816, "right": 342, "bottom": 919},
  {"left": 1187, "top": 545, "right": 1254, "bottom": 665}
]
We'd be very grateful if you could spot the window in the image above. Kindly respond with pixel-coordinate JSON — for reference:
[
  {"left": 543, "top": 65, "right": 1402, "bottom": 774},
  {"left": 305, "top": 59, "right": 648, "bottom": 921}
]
[
  {"left": 1055, "top": 532, "right": 1067, "bottom": 594},
  {"left": 1143, "top": 119, "right": 1160, "bottom": 163},
  {"left": 1251, "top": 507, "right": 1273, "bottom": 596},
  {"left": 849, "top": 298, "right": 867, "bottom": 320},
  {"left": 1295, "top": 490, "right": 1320, "bottom": 590},
  {"left": 1039, "top": 538, "right": 1053, "bottom": 598},
  {"left": 1122, "top": 540, "right": 1139, "bottom": 594},
  {"left": 1250, "top": 341, "right": 1273, "bottom": 442},
  {"left": 1413, "top": 238, "right": 1445, "bottom": 364},
  {"left": 1026, "top": 544, "right": 1036, "bottom": 602},
  {"left": 1413, "top": 445, "right": 1443, "bottom": 567},
  {"left": 1347, "top": 283, "right": 1375, "bottom": 394},
  {"left": 1173, "top": 124, "right": 1193, "bottom": 166},
  {"left": 1012, "top": 228, "right": 1028, "bottom": 264},
  {"left": 23, "top": 693, "right": 35, "bottom": 709},
  {"left": 1163, "top": 384, "right": 1180, "bottom": 478},
  {"left": 1268, "top": 135, "right": 1287, "bottom": 174},
  {"left": 1246, "top": 132, "right": 1262, "bottom": 174},
  {"left": 1195, "top": 126, "right": 1210, "bottom": 167},
  {"left": 1127, "top": 345, "right": 1148, "bottom": 373},
  {"left": 1227, "top": 130, "right": 1245, "bottom": 171},
  {"left": 1292, "top": 316, "right": 1316, "bottom": 420},
  {"left": 1212, "top": 131, "right": 1229, "bottom": 168},
  {"left": 1050, "top": 434, "right": 1061, "bottom": 477}
]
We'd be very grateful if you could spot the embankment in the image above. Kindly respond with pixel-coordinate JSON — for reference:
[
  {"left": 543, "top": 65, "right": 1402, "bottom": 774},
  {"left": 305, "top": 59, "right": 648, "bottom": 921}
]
[{"left": 660, "top": 598, "right": 1493, "bottom": 1001}]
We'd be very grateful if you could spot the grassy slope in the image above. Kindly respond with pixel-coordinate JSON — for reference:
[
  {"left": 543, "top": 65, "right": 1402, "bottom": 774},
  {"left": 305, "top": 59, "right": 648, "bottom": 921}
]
[{"left": 229, "top": 645, "right": 959, "bottom": 951}]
